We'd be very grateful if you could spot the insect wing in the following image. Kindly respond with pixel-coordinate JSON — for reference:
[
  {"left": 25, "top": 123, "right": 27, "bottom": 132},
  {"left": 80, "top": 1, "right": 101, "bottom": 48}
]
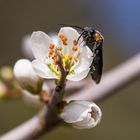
[{"left": 90, "top": 43, "right": 103, "bottom": 84}]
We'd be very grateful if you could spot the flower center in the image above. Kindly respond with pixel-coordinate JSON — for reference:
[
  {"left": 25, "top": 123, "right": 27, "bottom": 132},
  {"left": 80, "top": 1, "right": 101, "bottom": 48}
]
[
  {"left": 89, "top": 107, "right": 99, "bottom": 121},
  {"left": 47, "top": 34, "right": 79, "bottom": 77}
]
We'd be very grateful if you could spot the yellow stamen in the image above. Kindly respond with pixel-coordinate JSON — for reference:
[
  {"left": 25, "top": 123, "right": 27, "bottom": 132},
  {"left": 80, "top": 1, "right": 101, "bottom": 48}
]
[
  {"left": 69, "top": 55, "right": 72, "bottom": 60},
  {"left": 67, "top": 54, "right": 72, "bottom": 60},
  {"left": 65, "top": 54, "right": 72, "bottom": 60}
]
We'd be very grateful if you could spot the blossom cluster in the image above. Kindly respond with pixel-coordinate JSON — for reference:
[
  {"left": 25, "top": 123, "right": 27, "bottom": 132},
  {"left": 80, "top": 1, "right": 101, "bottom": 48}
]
[{"left": 13, "top": 27, "right": 102, "bottom": 129}]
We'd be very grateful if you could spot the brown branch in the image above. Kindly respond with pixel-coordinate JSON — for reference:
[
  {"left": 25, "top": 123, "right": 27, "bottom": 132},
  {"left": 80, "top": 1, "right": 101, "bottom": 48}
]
[
  {"left": 0, "top": 53, "right": 140, "bottom": 140},
  {"left": 0, "top": 56, "right": 67, "bottom": 140}
]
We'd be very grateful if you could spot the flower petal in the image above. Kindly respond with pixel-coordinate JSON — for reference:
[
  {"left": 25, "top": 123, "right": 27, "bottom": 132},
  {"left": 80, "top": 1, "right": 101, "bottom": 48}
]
[
  {"left": 58, "top": 27, "right": 81, "bottom": 55},
  {"left": 67, "top": 68, "right": 90, "bottom": 81},
  {"left": 73, "top": 113, "right": 94, "bottom": 129},
  {"left": 75, "top": 46, "right": 93, "bottom": 72},
  {"left": 49, "top": 33, "right": 63, "bottom": 46},
  {"left": 31, "top": 31, "right": 52, "bottom": 61},
  {"left": 67, "top": 46, "right": 93, "bottom": 81},
  {"left": 32, "top": 59, "right": 57, "bottom": 79},
  {"left": 73, "top": 119, "right": 95, "bottom": 129},
  {"left": 60, "top": 101, "right": 91, "bottom": 123}
]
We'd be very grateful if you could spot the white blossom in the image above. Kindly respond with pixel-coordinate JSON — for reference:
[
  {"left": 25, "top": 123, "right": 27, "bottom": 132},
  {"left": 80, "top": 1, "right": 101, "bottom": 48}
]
[
  {"left": 59, "top": 100, "right": 102, "bottom": 129},
  {"left": 31, "top": 27, "right": 93, "bottom": 81},
  {"left": 13, "top": 59, "right": 40, "bottom": 89}
]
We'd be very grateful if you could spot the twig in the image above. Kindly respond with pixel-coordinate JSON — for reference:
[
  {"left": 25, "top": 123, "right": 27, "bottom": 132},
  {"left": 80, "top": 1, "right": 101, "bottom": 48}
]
[
  {"left": 66, "top": 53, "right": 140, "bottom": 102},
  {"left": 0, "top": 56, "right": 67, "bottom": 140},
  {"left": 0, "top": 53, "right": 140, "bottom": 140},
  {"left": 0, "top": 106, "right": 61, "bottom": 140}
]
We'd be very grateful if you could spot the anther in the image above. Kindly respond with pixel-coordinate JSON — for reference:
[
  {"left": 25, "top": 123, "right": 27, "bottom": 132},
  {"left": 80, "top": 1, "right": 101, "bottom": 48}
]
[
  {"left": 57, "top": 46, "right": 62, "bottom": 51},
  {"left": 73, "top": 40, "right": 78, "bottom": 46},
  {"left": 72, "top": 46, "right": 78, "bottom": 52},
  {"left": 63, "top": 41, "right": 67, "bottom": 45},
  {"left": 48, "top": 49, "right": 54, "bottom": 57},
  {"left": 59, "top": 34, "right": 65, "bottom": 39},
  {"left": 67, "top": 54, "right": 72, "bottom": 60},
  {"left": 59, "top": 34, "right": 68, "bottom": 45},
  {"left": 54, "top": 53, "right": 58, "bottom": 57},
  {"left": 65, "top": 54, "right": 72, "bottom": 60},
  {"left": 52, "top": 53, "right": 58, "bottom": 62},
  {"left": 49, "top": 43, "right": 55, "bottom": 49},
  {"left": 59, "top": 34, "right": 67, "bottom": 41}
]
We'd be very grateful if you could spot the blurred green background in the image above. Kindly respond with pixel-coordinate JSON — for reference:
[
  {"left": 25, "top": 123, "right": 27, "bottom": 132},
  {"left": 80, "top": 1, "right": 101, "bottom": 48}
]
[{"left": 0, "top": 0, "right": 140, "bottom": 139}]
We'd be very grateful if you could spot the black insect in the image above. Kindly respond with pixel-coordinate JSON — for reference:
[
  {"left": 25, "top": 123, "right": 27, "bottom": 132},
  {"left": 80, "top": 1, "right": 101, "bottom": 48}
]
[
  {"left": 79, "top": 27, "right": 104, "bottom": 84},
  {"left": 59, "top": 24, "right": 104, "bottom": 84}
]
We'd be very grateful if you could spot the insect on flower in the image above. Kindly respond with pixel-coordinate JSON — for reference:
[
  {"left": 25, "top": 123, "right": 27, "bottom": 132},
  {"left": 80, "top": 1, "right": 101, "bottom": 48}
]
[
  {"left": 59, "top": 24, "right": 104, "bottom": 84},
  {"left": 30, "top": 28, "right": 93, "bottom": 81}
]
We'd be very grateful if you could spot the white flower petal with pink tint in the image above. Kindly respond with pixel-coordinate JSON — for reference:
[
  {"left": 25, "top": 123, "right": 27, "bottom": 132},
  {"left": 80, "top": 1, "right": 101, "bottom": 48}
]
[
  {"left": 31, "top": 31, "right": 52, "bottom": 61},
  {"left": 67, "top": 46, "right": 93, "bottom": 81},
  {"left": 67, "top": 68, "right": 90, "bottom": 81},
  {"left": 58, "top": 27, "right": 81, "bottom": 55},
  {"left": 75, "top": 46, "right": 93, "bottom": 72},
  {"left": 58, "top": 27, "right": 80, "bottom": 46},
  {"left": 32, "top": 60, "right": 58, "bottom": 79},
  {"left": 49, "top": 33, "right": 62, "bottom": 46}
]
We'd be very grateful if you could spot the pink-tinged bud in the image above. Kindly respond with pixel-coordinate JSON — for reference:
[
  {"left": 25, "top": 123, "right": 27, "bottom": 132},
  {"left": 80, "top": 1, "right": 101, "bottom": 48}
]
[{"left": 59, "top": 100, "right": 102, "bottom": 129}]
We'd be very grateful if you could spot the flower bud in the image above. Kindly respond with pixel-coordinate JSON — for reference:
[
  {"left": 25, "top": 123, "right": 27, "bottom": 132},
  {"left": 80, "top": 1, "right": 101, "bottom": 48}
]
[
  {"left": 59, "top": 100, "right": 102, "bottom": 129},
  {"left": 22, "top": 90, "right": 42, "bottom": 107},
  {"left": 13, "top": 59, "right": 42, "bottom": 93},
  {"left": 0, "top": 66, "right": 13, "bottom": 81}
]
